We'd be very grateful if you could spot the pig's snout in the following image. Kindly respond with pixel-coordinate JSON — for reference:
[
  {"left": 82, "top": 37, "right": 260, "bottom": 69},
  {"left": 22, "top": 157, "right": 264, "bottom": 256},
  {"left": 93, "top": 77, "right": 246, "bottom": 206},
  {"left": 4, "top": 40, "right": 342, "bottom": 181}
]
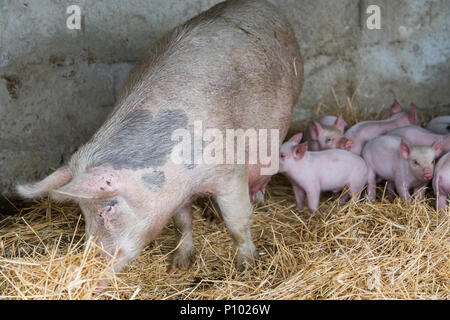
[
  {"left": 340, "top": 138, "right": 353, "bottom": 151},
  {"left": 423, "top": 168, "right": 433, "bottom": 180}
]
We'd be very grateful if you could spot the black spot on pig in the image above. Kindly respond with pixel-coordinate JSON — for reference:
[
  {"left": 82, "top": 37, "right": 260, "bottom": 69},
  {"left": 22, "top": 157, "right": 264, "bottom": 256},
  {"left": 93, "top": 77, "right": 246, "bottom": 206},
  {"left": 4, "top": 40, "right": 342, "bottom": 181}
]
[
  {"left": 102, "top": 199, "right": 118, "bottom": 207},
  {"left": 142, "top": 171, "right": 166, "bottom": 192},
  {"left": 446, "top": 125, "right": 450, "bottom": 132},
  {"left": 89, "top": 108, "right": 188, "bottom": 170}
]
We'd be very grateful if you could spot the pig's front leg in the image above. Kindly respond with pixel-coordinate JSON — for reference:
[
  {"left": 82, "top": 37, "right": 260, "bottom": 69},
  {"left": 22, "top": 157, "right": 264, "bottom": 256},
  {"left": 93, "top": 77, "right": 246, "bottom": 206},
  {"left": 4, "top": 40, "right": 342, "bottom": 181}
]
[
  {"left": 413, "top": 186, "right": 426, "bottom": 201},
  {"left": 395, "top": 180, "right": 412, "bottom": 202},
  {"left": 292, "top": 184, "right": 305, "bottom": 210},
  {"left": 169, "top": 203, "right": 195, "bottom": 271},
  {"left": 305, "top": 186, "right": 321, "bottom": 213},
  {"left": 215, "top": 172, "right": 257, "bottom": 270}
]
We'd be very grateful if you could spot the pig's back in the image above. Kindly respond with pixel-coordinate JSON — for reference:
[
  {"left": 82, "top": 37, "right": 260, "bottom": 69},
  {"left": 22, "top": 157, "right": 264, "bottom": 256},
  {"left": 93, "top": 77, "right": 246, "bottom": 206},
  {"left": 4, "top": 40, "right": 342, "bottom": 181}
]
[
  {"left": 118, "top": 0, "right": 302, "bottom": 137},
  {"left": 362, "top": 135, "right": 400, "bottom": 178},
  {"left": 311, "top": 149, "right": 367, "bottom": 180},
  {"left": 386, "top": 126, "right": 441, "bottom": 146}
]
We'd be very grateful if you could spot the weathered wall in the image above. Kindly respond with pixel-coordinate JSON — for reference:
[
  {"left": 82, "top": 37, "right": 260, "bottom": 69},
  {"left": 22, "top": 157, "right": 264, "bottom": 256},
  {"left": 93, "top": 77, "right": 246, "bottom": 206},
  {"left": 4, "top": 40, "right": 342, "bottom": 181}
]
[{"left": 0, "top": 0, "right": 449, "bottom": 194}]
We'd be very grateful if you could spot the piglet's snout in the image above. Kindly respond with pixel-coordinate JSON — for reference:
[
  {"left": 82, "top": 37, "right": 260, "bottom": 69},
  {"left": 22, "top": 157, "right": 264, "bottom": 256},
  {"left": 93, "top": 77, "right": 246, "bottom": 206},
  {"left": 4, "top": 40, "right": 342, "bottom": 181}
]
[{"left": 423, "top": 168, "right": 433, "bottom": 180}]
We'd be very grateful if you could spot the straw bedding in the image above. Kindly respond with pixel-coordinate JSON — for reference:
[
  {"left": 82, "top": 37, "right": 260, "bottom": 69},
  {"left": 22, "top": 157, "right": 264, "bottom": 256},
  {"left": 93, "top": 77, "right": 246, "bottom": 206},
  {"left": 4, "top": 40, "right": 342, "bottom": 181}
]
[{"left": 0, "top": 96, "right": 449, "bottom": 300}]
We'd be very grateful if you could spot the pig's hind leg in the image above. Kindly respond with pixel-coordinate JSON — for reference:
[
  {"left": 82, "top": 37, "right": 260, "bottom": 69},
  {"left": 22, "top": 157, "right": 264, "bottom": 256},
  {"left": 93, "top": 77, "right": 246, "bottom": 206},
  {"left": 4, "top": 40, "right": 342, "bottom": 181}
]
[
  {"left": 169, "top": 203, "right": 196, "bottom": 271},
  {"left": 367, "top": 167, "right": 377, "bottom": 201},
  {"left": 347, "top": 177, "right": 367, "bottom": 202},
  {"left": 338, "top": 186, "right": 351, "bottom": 204},
  {"left": 215, "top": 171, "right": 257, "bottom": 270},
  {"left": 436, "top": 193, "right": 448, "bottom": 211}
]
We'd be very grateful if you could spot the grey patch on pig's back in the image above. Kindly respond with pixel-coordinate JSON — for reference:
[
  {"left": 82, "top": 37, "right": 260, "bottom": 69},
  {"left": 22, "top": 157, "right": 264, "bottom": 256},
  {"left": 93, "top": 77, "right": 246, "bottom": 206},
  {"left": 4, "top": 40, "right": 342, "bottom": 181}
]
[
  {"left": 142, "top": 171, "right": 166, "bottom": 191},
  {"left": 90, "top": 109, "right": 188, "bottom": 170}
]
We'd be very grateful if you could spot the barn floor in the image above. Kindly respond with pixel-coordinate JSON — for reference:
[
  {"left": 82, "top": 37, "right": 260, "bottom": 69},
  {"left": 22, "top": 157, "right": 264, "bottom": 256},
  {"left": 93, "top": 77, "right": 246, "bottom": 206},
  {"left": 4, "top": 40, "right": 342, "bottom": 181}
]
[
  {"left": 0, "top": 174, "right": 448, "bottom": 300},
  {"left": 0, "top": 99, "right": 448, "bottom": 300}
]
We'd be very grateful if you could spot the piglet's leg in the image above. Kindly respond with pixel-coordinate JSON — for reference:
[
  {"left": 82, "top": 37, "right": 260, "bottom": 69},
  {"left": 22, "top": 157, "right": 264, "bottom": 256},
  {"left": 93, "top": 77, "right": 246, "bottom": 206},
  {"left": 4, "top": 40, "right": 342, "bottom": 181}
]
[
  {"left": 385, "top": 180, "right": 397, "bottom": 202},
  {"left": 413, "top": 186, "right": 426, "bottom": 201},
  {"left": 395, "top": 180, "right": 411, "bottom": 202},
  {"left": 436, "top": 194, "right": 447, "bottom": 212},
  {"left": 215, "top": 172, "right": 257, "bottom": 271},
  {"left": 305, "top": 187, "right": 320, "bottom": 213},
  {"left": 293, "top": 184, "right": 305, "bottom": 210},
  {"left": 169, "top": 203, "right": 195, "bottom": 271},
  {"left": 367, "top": 168, "right": 377, "bottom": 201}
]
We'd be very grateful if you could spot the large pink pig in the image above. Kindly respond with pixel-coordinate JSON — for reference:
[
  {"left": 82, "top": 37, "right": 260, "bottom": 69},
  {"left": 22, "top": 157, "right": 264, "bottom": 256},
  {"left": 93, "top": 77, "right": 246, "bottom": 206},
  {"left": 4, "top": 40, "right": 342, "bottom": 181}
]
[
  {"left": 16, "top": 0, "right": 303, "bottom": 278},
  {"left": 345, "top": 101, "right": 418, "bottom": 155},
  {"left": 279, "top": 133, "right": 368, "bottom": 213},
  {"left": 362, "top": 135, "right": 442, "bottom": 201},
  {"left": 386, "top": 125, "right": 450, "bottom": 154},
  {"left": 305, "top": 115, "right": 353, "bottom": 151},
  {"left": 433, "top": 152, "right": 450, "bottom": 211}
]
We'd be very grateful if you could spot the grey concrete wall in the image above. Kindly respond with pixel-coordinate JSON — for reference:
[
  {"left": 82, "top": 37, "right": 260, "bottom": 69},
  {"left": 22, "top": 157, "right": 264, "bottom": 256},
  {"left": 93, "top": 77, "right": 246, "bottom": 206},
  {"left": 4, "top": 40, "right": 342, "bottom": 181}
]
[{"left": 0, "top": 0, "right": 449, "bottom": 194}]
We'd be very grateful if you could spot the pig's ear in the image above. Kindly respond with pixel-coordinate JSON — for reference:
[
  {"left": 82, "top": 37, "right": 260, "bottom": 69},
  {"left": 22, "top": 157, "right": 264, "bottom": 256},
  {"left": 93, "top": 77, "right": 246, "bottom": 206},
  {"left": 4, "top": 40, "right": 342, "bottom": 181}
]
[
  {"left": 400, "top": 139, "right": 411, "bottom": 159},
  {"left": 309, "top": 121, "right": 323, "bottom": 140},
  {"left": 409, "top": 103, "right": 418, "bottom": 125},
  {"left": 390, "top": 100, "right": 403, "bottom": 116},
  {"left": 431, "top": 139, "right": 443, "bottom": 157},
  {"left": 293, "top": 143, "right": 308, "bottom": 160},
  {"left": 334, "top": 114, "right": 346, "bottom": 133},
  {"left": 16, "top": 167, "right": 73, "bottom": 199},
  {"left": 51, "top": 168, "right": 119, "bottom": 200},
  {"left": 288, "top": 133, "right": 303, "bottom": 144}
]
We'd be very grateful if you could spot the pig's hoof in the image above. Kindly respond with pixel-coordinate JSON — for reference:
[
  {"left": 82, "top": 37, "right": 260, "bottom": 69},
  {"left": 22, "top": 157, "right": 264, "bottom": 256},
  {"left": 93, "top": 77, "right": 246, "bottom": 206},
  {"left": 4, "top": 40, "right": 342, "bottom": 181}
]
[
  {"left": 95, "top": 279, "right": 110, "bottom": 293},
  {"left": 253, "top": 191, "right": 265, "bottom": 206},
  {"left": 236, "top": 247, "right": 258, "bottom": 271},
  {"left": 169, "top": 247, "right": 196, "bottom": 271}
]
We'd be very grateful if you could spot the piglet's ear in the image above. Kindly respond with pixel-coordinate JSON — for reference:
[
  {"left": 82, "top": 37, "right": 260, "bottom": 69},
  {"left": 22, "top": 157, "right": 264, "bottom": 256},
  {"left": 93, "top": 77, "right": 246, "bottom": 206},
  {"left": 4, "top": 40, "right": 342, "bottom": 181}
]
[
  {"left": 293, "top": 143, "right": 308, "bottom": 160},
  {"left": 409, "top": 103, "right": 418, "bottom": 125},
  {"left": 51, "top": 167, "right": 119, "bottom": 200},
  {"left": 288, "top": 133, "right": 303, "bottom": 144},
  {"left": 390, "top": 100, "right": 403, "bottom": 116},
  {"left": 334, "top": 114, "right": 346, "bottom": 133},
  {"left": 309, "top": 121, "right": 323, "bottom": 140},
  {"left": 400, "top": 139, "right": 411, "bottom": 160},
  {"left": 431, "top": 139, "right": 443, "bottom": 157}
]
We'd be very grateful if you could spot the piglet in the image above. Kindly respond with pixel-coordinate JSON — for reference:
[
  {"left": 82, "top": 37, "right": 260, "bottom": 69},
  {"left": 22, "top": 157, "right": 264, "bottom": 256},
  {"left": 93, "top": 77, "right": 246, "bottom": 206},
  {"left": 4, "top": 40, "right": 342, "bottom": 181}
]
[
  {"left": 362, "top": 135, "right": 442, "bottom": 201},
  {"left": 427, "top": 116, "right": 450, "bottom": 135},
  {"left": 433, "top": 152, "right": 450, "bottom": 211},
  {"left": 279, "top": 133, "right": 368, "bottom": 213},
  {"left": 305, "top": 114, "right": 353, "bottom": 151},
  {"left": 386, "top": 125, "right": 450, "bottom": 154},
  {"left": 345, "top": 101, "right": 418, "bottom": 155}
]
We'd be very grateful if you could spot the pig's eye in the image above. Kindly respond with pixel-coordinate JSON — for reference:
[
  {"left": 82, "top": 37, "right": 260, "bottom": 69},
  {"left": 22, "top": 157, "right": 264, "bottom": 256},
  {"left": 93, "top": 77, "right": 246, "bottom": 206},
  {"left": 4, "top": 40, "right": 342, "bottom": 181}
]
[
  {"left": 326, "top": 138, "right": 334, "bottom": 143},
  {"left": 280, "top": 153, "right": 286, "bottom": 159},
  {"left": 413, "top": 160, "right": 419, "bottom": 166},
  {"left": 98, "top": 200, "right": 118, "bottom": 218}
]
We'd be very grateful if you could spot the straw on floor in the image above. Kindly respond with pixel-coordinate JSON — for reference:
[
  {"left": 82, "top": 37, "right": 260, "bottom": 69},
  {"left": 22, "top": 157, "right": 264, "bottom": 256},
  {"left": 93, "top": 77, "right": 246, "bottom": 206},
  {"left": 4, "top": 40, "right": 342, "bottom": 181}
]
[{"left": 0, "top": 92, "right": 448, "bottom": 300}]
